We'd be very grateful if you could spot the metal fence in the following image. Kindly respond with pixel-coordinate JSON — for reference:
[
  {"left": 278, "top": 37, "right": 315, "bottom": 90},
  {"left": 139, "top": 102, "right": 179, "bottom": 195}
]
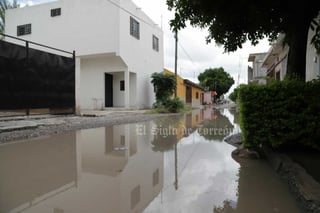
[{"left": 0, "top": 33, "right": 75, "bottom": 116}]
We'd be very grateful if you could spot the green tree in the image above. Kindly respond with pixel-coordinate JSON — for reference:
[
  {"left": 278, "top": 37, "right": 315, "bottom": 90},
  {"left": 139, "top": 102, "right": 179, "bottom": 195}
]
[
  {"left": 228, "top": 89, "right": 238, "bottom": 103},
  {"left": 167, "top": 0, "right": 320, "bottom": 81},
  {"left": 228, "top": 84, "right": 245, "bottom": 102},
  {"left": 151, "top": 72, "right": 184, "bottom": 113},
  {"left": 198, "top": 67, "right": 234, "bottom": 99},
  {"left": 0, "top": 0, "right": 19, "bottom": 34},
  {"left": 151, "top": 72, "right": 176, "bottom": 103}
]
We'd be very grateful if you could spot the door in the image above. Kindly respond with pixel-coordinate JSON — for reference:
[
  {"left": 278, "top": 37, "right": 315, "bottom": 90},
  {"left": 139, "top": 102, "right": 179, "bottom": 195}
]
[
  {"left": 105, "top": 73, "right": 113, "bottom": 107},
  {"left": 186, "top": 86, "right": 192, "bottom": 104}
]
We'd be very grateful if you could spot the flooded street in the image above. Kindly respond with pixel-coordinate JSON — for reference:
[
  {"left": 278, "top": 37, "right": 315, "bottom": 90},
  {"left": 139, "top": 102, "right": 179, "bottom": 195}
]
[{"left": 0, "top": 108, "right": 302, "bottom": 213}]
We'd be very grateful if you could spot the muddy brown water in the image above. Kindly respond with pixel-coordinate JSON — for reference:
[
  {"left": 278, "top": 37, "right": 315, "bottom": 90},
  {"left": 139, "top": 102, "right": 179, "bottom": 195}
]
[{"left": 0, "top": 108, "right": 302, "bottom": 213}]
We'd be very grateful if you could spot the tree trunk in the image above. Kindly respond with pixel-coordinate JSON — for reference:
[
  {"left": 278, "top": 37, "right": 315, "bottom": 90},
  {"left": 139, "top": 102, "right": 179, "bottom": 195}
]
[{"left": 286, "top": 17, "right": 312, "bottom": 81}]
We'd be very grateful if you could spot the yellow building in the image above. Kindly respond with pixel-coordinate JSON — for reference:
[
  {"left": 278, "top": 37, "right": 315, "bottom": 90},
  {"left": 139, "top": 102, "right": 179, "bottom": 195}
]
[{"left": 163, "top": 69, "right": 203, "bottom": 107}]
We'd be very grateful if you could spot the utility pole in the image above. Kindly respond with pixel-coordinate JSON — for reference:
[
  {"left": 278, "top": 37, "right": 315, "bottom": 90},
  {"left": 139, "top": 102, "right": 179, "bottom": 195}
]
[{"left": 174, "top": 30, "right": 178, "bottom": 98}]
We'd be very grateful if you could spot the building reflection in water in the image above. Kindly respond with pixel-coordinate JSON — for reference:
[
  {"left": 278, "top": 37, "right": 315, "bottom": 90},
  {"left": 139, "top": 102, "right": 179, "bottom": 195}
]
[
  {"left": 0, "top": 133, "right": 77, "bottom": 213},
  {"left": 0, "top": 122, "right": 164, "bottom": 213},
  {"left": 0, "top": 108, "right": 298, "bottom": 213}
]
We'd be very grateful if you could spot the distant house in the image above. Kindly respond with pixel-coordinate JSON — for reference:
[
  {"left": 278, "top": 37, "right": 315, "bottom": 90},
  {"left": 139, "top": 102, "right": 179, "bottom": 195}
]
[
  {"left": 247, "top": 52, "right": 268, "bottom": 84},
  {"left": 261, "top": 34, "right": 289, "bottom": 81},
  {"left": 306, "top": 20, "right": 320, "bottom": 81},
  {"left": 203, "top": 91, "right": 218, "bottom": 105},
  {"left": 5, "top": 0, "right": 163, "bottom": 112},
  {"left": 256, "top": 29, "right": 320, "bottom": 82},
  {"left": 163, "top": 69, "right": 203, "bottom": 107}
]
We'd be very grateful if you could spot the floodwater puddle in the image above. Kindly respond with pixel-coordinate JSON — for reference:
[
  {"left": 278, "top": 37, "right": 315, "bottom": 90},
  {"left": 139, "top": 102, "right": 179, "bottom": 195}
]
[{"left": 0, "top": 107, "right": 302, "bottom": 213}]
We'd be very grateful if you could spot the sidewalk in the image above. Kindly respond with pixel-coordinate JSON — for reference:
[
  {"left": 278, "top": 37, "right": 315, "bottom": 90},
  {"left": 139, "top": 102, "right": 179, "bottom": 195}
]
[
  {"left": 0, "top": 109, "right": 147, "bottom": 133},
  {"left": 0, "top": 109, "right": 166, "bottom": 143}
]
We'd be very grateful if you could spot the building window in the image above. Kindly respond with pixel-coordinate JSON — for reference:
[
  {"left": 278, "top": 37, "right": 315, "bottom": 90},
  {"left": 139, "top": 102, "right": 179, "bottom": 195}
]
[
  {"left": 130, "top": 17, "right": 140, "bottom": 39},
  {"left": 120, "top": 135, "right": 125, "bottom": 146},
  {"left": 152, "top": 35, "right": 159, "bottom": 52},
  {"left": 120, "top": 80, "right": 125, "bottom": 91},
  {"left": 51, "top": 8, "right": 61, "bottom": 17},
  {"left": 153, "top": 169, "right": 159, "bottom": 186},
  {"left": 196, "top": 92, "right": 199, "bottom": 99},
  {"left": 17, "top": 24, "right": 31, "bottom": 36}
]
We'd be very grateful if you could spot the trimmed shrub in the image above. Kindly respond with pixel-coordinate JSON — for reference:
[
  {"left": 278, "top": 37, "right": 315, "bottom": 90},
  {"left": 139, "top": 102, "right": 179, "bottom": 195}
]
[
  {"left": 239, "top": 79, "right": 320, "bottom": 150},
  {"left": 164, "top": 97, "right": 184, "bottom": 113}
]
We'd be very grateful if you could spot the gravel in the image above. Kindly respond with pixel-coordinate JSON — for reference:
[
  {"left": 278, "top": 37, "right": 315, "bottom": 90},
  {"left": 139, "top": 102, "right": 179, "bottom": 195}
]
[{"left": 0, "top": 113, "right": 171, "bottom": 144}]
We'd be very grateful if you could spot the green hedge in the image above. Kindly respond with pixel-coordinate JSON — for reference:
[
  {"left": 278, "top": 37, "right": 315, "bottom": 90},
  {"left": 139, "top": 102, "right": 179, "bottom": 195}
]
[{"left": 239, "top": 80, "right": 320, "bottom": 150}]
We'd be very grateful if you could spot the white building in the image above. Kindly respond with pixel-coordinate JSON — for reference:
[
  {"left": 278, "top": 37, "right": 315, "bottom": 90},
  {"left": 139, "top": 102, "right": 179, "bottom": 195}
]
[
  {"left": 247, "top": 52, "right": 268, "bottom": 84},
  {"left": 261, "top": 34, "right": 289, "bottom": 81},
  {"left": 306, "top": 23, "right": 320, "bottom": 81},
  {"left": 260, "top": 31, "right": 319, "bottom": 82},
  {"left": 5, "top": 0, "right": 163, "bottom": 112}
]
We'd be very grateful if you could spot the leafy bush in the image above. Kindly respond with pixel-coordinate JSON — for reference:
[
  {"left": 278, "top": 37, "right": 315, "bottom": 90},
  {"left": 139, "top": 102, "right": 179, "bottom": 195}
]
[
  {"left": 164, "top": 97, "right": 184, "bottom": 113},
  {"left": 151, "top": 72, "right": 186, "bottom": 113},
  {"left": 239, "top": 79, "right": 320, "bottom": 150},
  {"left": 151, "top": 72, "right": 176, "bottom": 104}
]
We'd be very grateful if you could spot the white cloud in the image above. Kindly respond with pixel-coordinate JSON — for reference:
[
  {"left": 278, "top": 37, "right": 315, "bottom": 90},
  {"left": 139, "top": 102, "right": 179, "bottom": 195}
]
[{"left": 132, "top": 0, "right": 270, "bottom": 89}]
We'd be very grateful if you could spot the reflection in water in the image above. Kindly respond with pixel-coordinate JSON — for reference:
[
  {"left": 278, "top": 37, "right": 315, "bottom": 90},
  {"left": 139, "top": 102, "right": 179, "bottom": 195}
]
[
  {"left": 0, "top": 107, "right": 302, "bottom": 213},
  {"left": 0, "top": 124, "right": 164, "bottom": 213},
  {"left": 200, "top": 109, "right": 234, "bottom": 141},
  {"left": 214, "top": 160, "right": 301, "bottom": 213},
  {"left": 0, "top": 133, "right": 77, "bottom": 213}
]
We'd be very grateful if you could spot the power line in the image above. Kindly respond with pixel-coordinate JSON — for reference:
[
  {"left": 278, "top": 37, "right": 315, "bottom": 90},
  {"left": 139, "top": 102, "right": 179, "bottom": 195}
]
[{"left": 178, "top": 42, "right": 195, "bottom": 65}]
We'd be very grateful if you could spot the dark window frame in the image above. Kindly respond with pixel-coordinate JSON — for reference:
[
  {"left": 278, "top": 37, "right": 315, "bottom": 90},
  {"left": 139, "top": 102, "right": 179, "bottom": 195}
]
[
  {"left": 51, "top": 8, "right": 61, "bottom": 17},
  {"left": 120, "top": 80, "right": 125, "bottom": 91},
  {"left": 130, "top": 17, "right": 140, "bottom": 39},
  {"left": 152, "top": 35, "right": 159, "bottom": 52},
  {"left": 17, "top": 24, "right": 31, "bottom": 36}
]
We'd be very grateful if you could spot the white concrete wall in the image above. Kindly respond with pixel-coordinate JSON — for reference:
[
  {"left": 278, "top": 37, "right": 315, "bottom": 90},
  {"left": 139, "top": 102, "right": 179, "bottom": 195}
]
[
  {"left": 5, "top": 0, "right": 163, "bottom": 109},
  {"left": 253, "top": 54, "right": 267, "bottom": 78},
  {"left": 119, "top": 0, "right": 163, "bottom": 108},
  {"left": 306, "top": 27, "right": 320, "bottom": 81},
  {"left": 80, "top": 56, "right": 127, "bottom": 110},
  {"left": 5, "top": 0, "right": 120, "bottom": 56},
  {"left": 130, "top": 73, "right": 137, "bottom": 107},
  {"left": 113, "top": 72, "right": 125, "bottom": 107}
]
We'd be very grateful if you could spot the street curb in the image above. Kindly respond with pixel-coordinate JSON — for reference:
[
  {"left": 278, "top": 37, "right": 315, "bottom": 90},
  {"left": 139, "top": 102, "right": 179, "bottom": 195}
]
[{"left": 262, "top": 143, "right": 320, "bottom": 213}]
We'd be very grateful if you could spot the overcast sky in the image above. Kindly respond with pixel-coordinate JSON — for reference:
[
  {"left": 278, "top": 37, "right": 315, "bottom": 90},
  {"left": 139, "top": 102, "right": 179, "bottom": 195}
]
[{"left": 15, "top": 0, "right": 271, "bottom": 92}]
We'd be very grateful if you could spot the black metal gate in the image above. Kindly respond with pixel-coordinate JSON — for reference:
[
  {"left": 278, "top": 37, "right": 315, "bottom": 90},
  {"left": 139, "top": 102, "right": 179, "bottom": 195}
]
[{"left": 0, "top": 34, "right": 75, "bottom": 115}]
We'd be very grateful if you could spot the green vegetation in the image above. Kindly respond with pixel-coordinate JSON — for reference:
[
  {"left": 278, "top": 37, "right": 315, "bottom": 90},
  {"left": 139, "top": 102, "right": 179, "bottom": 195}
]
[
  {"left": 167, "top": 0, "right": 320, "bottom": 80},
  {"left": 228, "top": 84, "right": 245, "bottom": 102},
  {"left": 0, "top": 0, "right": 19, "bottom": 34},
  {"left": 150, "top": 72, "right": 185, "bottom": 113},
  {"left": 238, "top": 80, "right": 320, "bottom": 150},
  {"left": 198, "top": 67, "right": 234, "bottom": 99}
]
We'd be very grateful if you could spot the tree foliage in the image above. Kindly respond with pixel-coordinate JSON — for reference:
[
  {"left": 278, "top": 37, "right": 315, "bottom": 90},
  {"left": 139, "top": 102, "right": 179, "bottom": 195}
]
[
  {"left": 151, "top": 72, "right": 184, "bottom": 113},
  {"left": 151, "top": 72, "right": 176, "bottom": 103},
  {"left": 0, "top": 0, "right": 19, "bottom": 34},
  {"left": 228, "top": 84, "right": 245, "bottom": 102},
  {"left": 198, "top": 67, "right": 234, "bottom": 98},
  {"left": 167, "top": 0, "right": 320, "bottom": 80}
]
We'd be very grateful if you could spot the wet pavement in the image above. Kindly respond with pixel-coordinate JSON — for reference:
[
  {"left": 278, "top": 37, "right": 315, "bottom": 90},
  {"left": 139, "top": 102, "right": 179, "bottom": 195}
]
[{"left": 0, "top": 107, "right": 302, "bottom": 213}]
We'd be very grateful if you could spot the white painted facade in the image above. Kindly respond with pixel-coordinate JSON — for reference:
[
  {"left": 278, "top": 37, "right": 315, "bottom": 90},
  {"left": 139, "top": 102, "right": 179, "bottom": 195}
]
[
  {"left": 260, "top": 30, "right": 319, "bottom": 82},
  {"left": 261, "top": 34, "right": 289, "bottom": 81},
  {"left": 5, "top": 0, "right": 163, "bottom": 111},
  {"left": 247, "top": 52, "right": 268, "bottom": 84},
  {"left": 306, "top": 27, "right": 320, "bottom": 81}
]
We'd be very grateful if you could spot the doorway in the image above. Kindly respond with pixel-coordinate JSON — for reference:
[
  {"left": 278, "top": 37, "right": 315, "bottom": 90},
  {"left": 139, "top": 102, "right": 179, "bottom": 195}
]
[
  {"left": 105, "top": 73, "right": 113, "bottom": 107},
  {"left": 186, "top": 86, "right": 192, "bottom": 104}
]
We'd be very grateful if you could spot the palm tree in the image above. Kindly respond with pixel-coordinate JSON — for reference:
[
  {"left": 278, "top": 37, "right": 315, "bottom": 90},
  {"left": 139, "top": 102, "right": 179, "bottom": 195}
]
[{"left": 0, "top": 0, "right": 19, "bottom": 34}]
